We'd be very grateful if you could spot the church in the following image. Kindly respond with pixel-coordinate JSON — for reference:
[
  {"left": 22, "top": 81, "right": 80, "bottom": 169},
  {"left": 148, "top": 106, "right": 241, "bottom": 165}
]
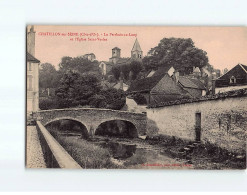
[{"left": 99, "top": 38, "right": 143, "bottom": 77}]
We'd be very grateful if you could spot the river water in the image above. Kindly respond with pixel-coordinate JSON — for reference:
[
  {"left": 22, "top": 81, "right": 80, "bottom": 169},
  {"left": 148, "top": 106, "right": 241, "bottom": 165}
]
[{"left": 88, "top": 136, "right": 193, "bottom": 169}]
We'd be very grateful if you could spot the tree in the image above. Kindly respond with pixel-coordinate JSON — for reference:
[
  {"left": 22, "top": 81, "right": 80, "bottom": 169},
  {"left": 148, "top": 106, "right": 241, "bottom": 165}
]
[
  {"left": 112, "top": 66, "right": 121, "bottom": 80},
  {"left": 89, "top": 88, "right": 126, "bottom": 110},
  {"left": 39, "top": 63, "right": 60, "bottom": 96},
  {"left": 143, "top": 38, "right": 209, "bottom": 74},
  {"left": 58, "top": 56, "right": 100, "bottom": 76},
  {"left": 129, "top": 61, "right": 143, "bottom": 80},
  {"left": 111, "top": 60, "right": 143, "bottom": 81},
  {"left": 55, "top": 70, "right": 101, "bottom": 108}
]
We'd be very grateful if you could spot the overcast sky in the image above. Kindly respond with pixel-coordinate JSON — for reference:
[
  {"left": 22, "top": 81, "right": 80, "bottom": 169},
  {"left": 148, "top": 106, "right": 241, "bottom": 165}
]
[{"left": 34, "top": 25, "right": 247, "bottom": 71}]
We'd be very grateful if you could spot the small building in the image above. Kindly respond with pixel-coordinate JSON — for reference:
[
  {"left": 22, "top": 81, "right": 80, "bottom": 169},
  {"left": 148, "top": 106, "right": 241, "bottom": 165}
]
[
  {"left": 215, "top": 63, "right": 247, "bottom": 93},
  {"left": 99, "top": 61, "right": 113, "bottom": 76},
  {"left": 83, "top": 53, "right": 96, "bottom": 61},
  {"left": 128, "top": 67, "right": 191, "bottom": 106}
]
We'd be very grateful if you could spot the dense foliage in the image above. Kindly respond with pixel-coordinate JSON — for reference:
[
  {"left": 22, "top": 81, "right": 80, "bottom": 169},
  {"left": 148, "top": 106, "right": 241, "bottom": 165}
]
[
  {"left": 39, "top": 63, "right": 60, "bottom": 90},
  {"left": 112, "top": 60, "right": 143, "bottom": 80},
  {"left": 58, "top": 56, "right": 100, "bottom": 76},
  {"left": 143, "top": 38, "right": 209, "bottom": 74},
  {"left": 39, "top": 68, "right": 126, "bottom": 110}
]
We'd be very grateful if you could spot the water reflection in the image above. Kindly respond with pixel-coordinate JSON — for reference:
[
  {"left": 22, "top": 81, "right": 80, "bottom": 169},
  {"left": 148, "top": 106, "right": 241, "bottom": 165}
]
[{"left": 99, "top": 142, "right": 137, "bottom": 160}]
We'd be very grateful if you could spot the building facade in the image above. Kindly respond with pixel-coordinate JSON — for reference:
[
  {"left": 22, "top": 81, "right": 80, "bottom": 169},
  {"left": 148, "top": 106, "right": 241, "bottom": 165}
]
[{"left": 27, "top": 26, "right": 40, "bottom": 114}]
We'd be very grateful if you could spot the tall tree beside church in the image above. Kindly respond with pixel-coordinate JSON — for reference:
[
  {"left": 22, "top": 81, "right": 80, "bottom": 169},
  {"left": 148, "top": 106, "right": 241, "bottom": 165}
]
[
  {"left": 39, "top": 63, "right": 60, "bottom": 96},
  {"left": 143, "top": 38, "right": 209, "bottom": 74}
]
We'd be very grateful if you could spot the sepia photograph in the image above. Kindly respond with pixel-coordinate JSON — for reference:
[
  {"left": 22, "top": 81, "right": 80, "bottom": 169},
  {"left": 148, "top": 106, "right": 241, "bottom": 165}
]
[{"left": 26, "top": 25, "right": 247, "bottom": 169}]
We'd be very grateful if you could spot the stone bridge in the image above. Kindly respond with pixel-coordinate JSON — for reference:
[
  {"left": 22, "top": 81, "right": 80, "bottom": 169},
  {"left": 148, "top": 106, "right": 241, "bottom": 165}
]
[{"left": 35, "top": 108, "right": 147, "bottom": 136}]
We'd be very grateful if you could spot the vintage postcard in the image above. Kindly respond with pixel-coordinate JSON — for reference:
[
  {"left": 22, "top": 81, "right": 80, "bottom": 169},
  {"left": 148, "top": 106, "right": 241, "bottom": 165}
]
[{"left": 26, "top": 25, "right": 247, "bottom": 169}]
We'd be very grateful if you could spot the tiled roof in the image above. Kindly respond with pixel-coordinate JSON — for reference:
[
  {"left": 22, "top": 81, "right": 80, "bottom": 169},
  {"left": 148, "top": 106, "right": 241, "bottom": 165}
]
[
  {"left": 27, "top": 52, "right": 40, "bottom": 63},
  {"left": 128, "top": 73, "right": 188, "bottom": 96},
  {"left": 151, "top": 65, "right": 173, "bottom": 77},
  {"left": 240, "top": 64, "right": 247, "bottom": 73},
  {"left": 178, "top": 76, "right": 206, "bottom": 90},
  {"left": 128, "top": 74, "right": 164, "bottom": 93},
  {"left": 216, "top": 64, "right": 247, "bottom": 81}
]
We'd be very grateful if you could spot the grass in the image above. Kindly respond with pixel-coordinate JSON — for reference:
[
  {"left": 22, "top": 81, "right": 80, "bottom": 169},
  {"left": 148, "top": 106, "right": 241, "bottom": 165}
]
[{"left": 48, "top": 127, "right": 122, "bottom": 169}]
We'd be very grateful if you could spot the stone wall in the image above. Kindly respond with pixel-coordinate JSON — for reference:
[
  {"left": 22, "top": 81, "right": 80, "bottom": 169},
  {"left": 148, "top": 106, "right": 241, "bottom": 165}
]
[{"left": 147, "top": 96, "right": 247, "bottom": 153}]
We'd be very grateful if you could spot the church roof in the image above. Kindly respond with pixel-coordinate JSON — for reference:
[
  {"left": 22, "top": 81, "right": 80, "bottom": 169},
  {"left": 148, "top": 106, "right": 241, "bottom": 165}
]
[
  {"left": 131, "top": 39, "right": 142, "bottom": 52},
  {"left": 27, "top": 52, "right": 40, "bottom": 63}
]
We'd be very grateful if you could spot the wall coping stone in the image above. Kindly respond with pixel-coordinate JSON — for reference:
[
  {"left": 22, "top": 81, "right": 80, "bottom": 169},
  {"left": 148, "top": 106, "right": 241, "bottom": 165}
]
[
  {"left": 147, "top": 88, "right": 247, "bottom": 108},
  {"left": 36, "top": 121, "right": 82, "bottom": 169},
  {"left": 37, "top": 107, "right": 146, "bottom": 116}
]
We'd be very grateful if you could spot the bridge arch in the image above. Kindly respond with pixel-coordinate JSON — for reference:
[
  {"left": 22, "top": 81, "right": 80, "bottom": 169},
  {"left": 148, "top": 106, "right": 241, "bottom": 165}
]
[
  {"left": 44, "top": 117, "right": 90, "bottom": 138},
  {"left": 95, "top": 119, "right": 138, "bottom": 138}
]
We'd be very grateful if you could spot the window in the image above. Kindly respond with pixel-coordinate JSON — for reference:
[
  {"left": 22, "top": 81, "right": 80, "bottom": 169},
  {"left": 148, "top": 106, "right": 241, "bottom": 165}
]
[
  {"left": 230, "top": 76, "right": 236, "bottom": 84},
  {"left": 28, "top": 62, "right": 32, "bottom": 71}
]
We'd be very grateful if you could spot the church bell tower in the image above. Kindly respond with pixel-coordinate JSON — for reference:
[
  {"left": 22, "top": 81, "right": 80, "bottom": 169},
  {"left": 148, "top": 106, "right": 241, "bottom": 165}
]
[{"left": 131, "top": 38, "right": 143, "bottom": 61}]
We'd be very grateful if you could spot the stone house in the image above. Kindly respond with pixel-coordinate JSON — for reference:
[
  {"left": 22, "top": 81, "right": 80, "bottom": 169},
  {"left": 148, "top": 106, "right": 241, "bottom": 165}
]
[
  {"left": 128, "top": 66, "right": 191, "bottom": 106},
  {"left": 215, "top": 63, "right": 247, "bottom": 93},
  {"left": 27, "top": 26, "right": 40, "bottom": 114}
]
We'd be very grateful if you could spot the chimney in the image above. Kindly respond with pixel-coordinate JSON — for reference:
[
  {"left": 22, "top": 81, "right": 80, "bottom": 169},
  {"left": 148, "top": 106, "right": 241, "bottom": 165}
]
[{"left": 27, "top": 25, "right": 36, "bottom": 56}]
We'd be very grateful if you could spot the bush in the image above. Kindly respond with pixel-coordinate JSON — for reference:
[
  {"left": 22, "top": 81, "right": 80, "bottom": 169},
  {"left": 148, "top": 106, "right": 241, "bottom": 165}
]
[{"left": 39, "top": 97, "right": 59, "bottom": 110}]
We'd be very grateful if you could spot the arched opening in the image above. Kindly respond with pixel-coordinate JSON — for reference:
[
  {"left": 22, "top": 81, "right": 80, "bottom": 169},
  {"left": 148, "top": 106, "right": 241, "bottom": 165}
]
[
  {"left": 45, "top": 119, "right": 89, "bottom": 139},
  {"left": 95, "top": 120, "right": 138, "bottom": 138}
]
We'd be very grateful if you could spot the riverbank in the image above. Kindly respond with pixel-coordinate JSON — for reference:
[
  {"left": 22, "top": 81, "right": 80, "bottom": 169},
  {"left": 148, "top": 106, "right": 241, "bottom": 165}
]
[
  {"left": 146, "top": 134, "right": 246, "bottom": 170},
  {"left": 49, "top": 128, "right": 121, "bottom": 169}
]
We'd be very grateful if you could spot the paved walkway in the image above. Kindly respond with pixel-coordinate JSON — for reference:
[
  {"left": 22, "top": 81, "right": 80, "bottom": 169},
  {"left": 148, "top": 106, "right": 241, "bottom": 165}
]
[{"left": 26, "top": 126, "right": 46, "bottom": 168}]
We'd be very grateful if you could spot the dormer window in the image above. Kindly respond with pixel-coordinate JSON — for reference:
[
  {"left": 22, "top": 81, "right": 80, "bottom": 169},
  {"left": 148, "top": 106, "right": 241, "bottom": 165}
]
[{"left": 230, "top": 76, "right": 236, "bottom": 84}]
